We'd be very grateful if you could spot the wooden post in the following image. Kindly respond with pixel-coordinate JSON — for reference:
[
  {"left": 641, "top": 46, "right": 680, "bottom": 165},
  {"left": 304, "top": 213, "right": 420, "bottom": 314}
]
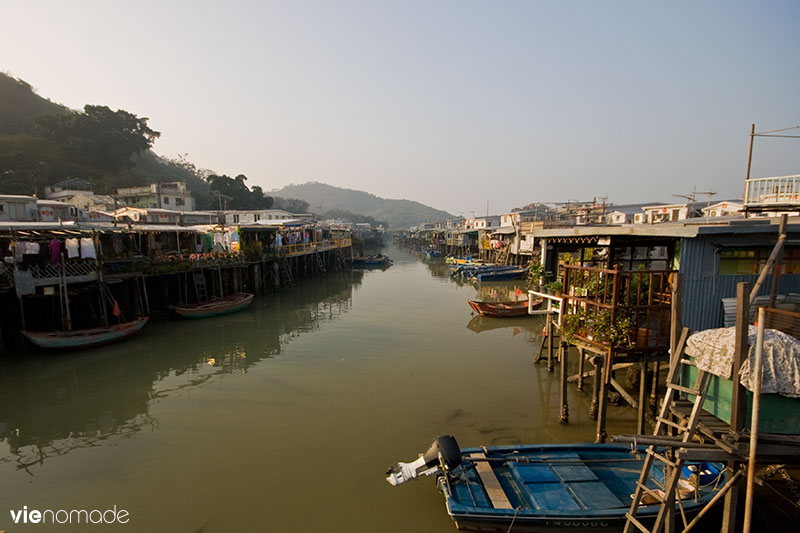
[
  {"left": 637, "top": 354, "right": 648, "bottom": 435},
  {"left": 670, "top": 273, "right": 683, "bottom": 362},
  {"left": 559, "top": 341, "right": 569, "bottom": 424},
  {"left": 577, "top": 346, "right": 585, "bottom": 391},
  {"left": 595, "top": 350, "right": 611, "bottom": 442},
  {"left": 745, "top": 123, "right": 755, "bottom": 182},
  {"left": 547, "top": 315, "right": 555, "bottom": 372},
  {"left": 140, "top": 276, "right": 150, "bottom": 316},
  {"left": 743, "top": 307, "right": 766, "bottom": 533},
  {"left": 590, "top": 355, "right": 602, "bottom": 420},
  {"left": 722, "top": 281, "right": 750, "bottom": 533},
  {"left": 651, "top": 359, "right": 661, "bottom": 419},
  {"left": 768, "top": 214, "right": 787, "bottom": 308},
  {"left": 60, "top": 253, "right": 72, "bottom": 331}
]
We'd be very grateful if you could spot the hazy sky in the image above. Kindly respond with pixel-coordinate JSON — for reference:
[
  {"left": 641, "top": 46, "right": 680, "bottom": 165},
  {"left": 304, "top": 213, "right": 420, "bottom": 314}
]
[{"left": 2, "top": 1, "right": 799, "bottom": 215}]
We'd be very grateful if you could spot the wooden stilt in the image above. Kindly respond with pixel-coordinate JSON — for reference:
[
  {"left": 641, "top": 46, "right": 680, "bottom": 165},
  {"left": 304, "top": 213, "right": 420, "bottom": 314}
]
[
  {"left": 595, "top": 350, "right": 611, "bottom": 443},
  {"left": 637, "top": 355, "right": 649, "bottom": 434},
  {"left": 60, "top": 253, "right": 72, "bottom": 331},
  {"left": 559, "top": 341, "right": 569, "bottom": 424},
  {"left": 547, "top": 316, "right": 555, "bottom": 372},
  {"left": 577, "top": 347, "right": 585, "bottom": 391},
  {"left": 590, "top": 355, "right": 602, "bottom": 420}
]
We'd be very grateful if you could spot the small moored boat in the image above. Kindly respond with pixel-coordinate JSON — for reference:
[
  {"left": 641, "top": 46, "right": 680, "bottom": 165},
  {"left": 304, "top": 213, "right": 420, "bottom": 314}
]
[
  {"left": 173, "top": 292, "right": 254, "bottom": 319},
  {"left": 352, "top": 255, "right": 393, "bottom": 268},
  {"left": 22, "top": 317, "right": 149, "bottom": 350},
  {"left": 387, "top": 436, "right": 725, "bottom": 532},
  {"left": 467, "top": 298, "right": 542, "bottom": 317},
  {"left": 475, "top": 267, "right": 528, "bottom": 281}
]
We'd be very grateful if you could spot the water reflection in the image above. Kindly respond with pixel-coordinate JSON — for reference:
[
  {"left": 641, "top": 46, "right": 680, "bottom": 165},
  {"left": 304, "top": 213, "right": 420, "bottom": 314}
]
[{"left": 0, "top": 270, "right": 362, "bottom": 474}]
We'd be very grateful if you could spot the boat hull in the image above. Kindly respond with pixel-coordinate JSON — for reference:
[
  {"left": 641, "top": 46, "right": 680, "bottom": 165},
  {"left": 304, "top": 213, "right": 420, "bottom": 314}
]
[
  {"left": 173, "top": 293, "right": 254, "bottom": 319},
  {"left": 22, "top": 318, "right": 149, "bottom": 350},
  {"left": 468, "top": 299, "right": 542, "bottom": 317},
  {"left": 475, "top": 268, "right": 528, "bottom": 281},
  {"left": 351, "top": 255, "right": 393, "bottom": 268},
  {"left": 438, "top": 443, "right": 723, "bottom": 533}
]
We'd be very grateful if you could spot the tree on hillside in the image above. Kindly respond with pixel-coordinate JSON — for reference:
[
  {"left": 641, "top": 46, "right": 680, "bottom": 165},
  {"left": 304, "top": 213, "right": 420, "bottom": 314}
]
[
  {"left": 36, "top": 105, "right": 160, "bottom": 172},
  {"left": 206, "top": 174, "right": 273, "bottom": 210},
  {"left": 272, "top": 197, "right": 310, "bottom": 214}
]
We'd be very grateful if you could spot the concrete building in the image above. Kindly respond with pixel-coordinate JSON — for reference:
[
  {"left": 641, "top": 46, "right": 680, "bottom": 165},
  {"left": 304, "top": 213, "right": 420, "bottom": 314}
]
[{"left": 116, "top": 182, "right": 195, "bottom": 211}]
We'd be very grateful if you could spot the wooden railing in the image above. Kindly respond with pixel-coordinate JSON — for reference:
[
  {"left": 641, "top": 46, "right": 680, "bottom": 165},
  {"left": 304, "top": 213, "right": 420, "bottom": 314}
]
[{"left": 560, "top": 264, "right": 675, "bottom": 351}]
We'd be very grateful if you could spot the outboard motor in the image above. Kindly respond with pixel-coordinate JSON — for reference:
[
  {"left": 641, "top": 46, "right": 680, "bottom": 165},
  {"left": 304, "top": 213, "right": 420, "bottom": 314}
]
[{"left": 386, "top": 435, "right": 462, "bottom": 486}]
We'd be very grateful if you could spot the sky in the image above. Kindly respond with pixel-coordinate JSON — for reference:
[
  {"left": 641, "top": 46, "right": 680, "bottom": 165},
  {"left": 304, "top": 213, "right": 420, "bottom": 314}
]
[{"left": 2, "top": 1, "right": 799, "bottom": 215}]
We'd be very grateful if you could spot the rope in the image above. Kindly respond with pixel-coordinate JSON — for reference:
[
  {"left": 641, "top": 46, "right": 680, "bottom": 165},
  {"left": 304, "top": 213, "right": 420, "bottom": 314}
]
[{"left": 506, "top": 507, "right": 521, "bottom": 533}]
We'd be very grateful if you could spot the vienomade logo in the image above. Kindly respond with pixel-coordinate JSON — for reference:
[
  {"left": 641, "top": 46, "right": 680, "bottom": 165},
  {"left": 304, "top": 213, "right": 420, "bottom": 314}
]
[{"left": 9, "top": 505, "right": 130, "bottom": 525}]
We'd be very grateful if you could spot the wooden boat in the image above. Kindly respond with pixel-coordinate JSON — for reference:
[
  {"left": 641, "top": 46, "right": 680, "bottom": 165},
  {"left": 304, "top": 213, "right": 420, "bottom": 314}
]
[
  {"left": 351, "top": 255, "right": 393, "bottom": 268},
  {"left": 387, "top": 437, "right": 725, "bottom": 532},
  {"left": 21, "top": 317, "right": 149, "bottom": 350},
  {"left": 468, "top": 298, "right": 542, "bottom": 317},
  {"left": 475, "top": 267, "right": 528, "bottom": 281},
  {"left": 173, "top": 292, "right": 254, "bottom": 319}
]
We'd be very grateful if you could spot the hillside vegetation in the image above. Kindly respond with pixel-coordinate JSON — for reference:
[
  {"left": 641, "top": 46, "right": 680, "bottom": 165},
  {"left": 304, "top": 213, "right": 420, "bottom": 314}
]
[
  {"left": 0, "top": 73, "right": 451, "bottom": 225},
  {"left": 271, "top": 182, "right": 453, "bottom": 229}
]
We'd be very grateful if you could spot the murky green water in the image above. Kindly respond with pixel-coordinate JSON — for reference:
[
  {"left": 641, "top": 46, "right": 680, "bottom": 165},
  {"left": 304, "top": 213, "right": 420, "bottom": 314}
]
[{"left": 0, "top": 244, "right": 639, "bottom": 532}]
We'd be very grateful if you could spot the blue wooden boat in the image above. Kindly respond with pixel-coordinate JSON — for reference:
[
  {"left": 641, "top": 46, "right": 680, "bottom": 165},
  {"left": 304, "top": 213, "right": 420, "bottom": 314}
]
[
  {"left": 21, "top": 317, "right": 149, "bottom": 350},
  {"left": 451, "top": 264, "right": 519, "bottom": 279},
  {"left": 351, "top": 255, "right": 393, "bottom": 268},
  {"left": 173, "top": 292, "right": 254, "bottom": 319},
  {"left": 475, "top": 267, "right": 528, "bottom": 281},
  {"left": 387, "top": 437, "right": 725, "bottom": 532}
]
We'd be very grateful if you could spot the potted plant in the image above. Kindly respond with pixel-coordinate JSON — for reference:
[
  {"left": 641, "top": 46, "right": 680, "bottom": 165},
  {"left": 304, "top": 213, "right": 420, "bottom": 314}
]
[
  {"left": 528, "top": 262, "right": 544, "bottom": 290},
  {"left": 548, "top": 280, "right": 563, "bottom": 295}
]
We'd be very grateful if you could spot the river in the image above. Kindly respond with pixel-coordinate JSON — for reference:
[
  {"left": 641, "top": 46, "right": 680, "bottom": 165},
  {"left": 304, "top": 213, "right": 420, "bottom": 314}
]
[{"left": 0, "top": 243, "right": 639, "bottom": 532}]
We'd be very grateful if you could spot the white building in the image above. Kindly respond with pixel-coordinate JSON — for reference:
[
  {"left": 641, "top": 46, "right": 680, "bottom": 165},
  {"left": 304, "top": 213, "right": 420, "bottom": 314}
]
[
  {"left": 116, "top": 182, "right": 195, "bottom": 211},
  {"left": 701, "top": 201, "right": 743, "bottom": 218},
  {"left": 0, "top": 195, "right": 38, "bottom": 221}
]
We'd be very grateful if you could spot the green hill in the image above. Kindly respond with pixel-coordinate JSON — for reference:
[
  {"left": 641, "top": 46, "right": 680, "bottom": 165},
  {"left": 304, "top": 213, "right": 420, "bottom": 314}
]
[
  {"left": 0, "top": 72, "right": 212, "bottom": 203},
  {"left": 271, "top": 182, "right": 453, "bottom": 229}
]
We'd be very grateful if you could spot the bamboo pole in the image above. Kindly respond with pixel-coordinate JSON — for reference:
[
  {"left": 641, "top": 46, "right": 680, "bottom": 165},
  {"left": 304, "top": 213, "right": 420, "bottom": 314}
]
[
  {"left": 743, "top": 307, "right": 766, "bottom": 533},
  {"left": 60, "top": 252, "right": 72, "bottom": 331}
]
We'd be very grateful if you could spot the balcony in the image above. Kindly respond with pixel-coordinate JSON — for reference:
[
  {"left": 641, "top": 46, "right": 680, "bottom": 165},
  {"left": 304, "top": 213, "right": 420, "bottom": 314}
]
[
  {"left": 744, "top": 174, "right": 800, "bottom": 212},
  {"left": 560, "top": 264, "right": 675, "bottom": 353}
]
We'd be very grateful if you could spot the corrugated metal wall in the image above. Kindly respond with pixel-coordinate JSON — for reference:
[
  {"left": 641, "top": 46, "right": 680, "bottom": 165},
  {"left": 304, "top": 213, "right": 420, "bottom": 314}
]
[{"left": 679, "top": 236, "right": 800, "bottom": 332}]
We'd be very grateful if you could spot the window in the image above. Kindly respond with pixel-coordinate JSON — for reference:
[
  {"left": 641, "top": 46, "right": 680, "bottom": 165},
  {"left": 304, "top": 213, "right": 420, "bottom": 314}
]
[
  {"left": 163, "top": 197, "right": 170, "bottom": 205},
  {"left": 233, "top": 214, "right": 240, "bottom": 224},
  {"left": 176, "top": 198, "right": 185, "bottom": 206},
  {"left": 719, "top": 248, "right": 800, "bottom": 275},
  {"left": 254, "top": 213, "right": 260, "bottom": 222}
]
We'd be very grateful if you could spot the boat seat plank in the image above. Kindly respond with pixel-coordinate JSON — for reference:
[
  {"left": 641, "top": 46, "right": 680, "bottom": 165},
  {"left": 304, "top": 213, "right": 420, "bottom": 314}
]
[
  {"left": 568, "top": 481, "right": 627, "bottom": 509},
  {"left": 551, "top": 463, "right": 599, "bottom": 482},
  {"left": 467, "top": 453, "right": 513, "bottom": 510},
  {"left": 525, "top": 482, "right": 582, "bottom": 511},
  {"left": 511, "top": 464, "right": 559, "bottom": 483}
]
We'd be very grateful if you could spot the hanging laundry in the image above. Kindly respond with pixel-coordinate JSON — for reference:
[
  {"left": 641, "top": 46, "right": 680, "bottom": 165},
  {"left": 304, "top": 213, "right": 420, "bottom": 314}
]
[
  {"left": 80, "top": 237, "right": 97, "bottom": 259},
  {"left": 65, "top": 238, "right": 79, "bottom": 258},
  {"left": 49, "top": 239, "right": 61, "bottom": 264}
]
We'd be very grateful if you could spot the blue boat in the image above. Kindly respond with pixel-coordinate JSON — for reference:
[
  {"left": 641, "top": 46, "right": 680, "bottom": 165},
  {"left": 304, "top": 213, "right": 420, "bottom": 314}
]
[
  {"left": 352, "top": 255, "right": 393, "bottom": 268},
  {"left": 387, "top": 437, "right": 725, "bottom": 532},
  {"left": 475, "top": 267, "right": 528, "bottom": 281},
  {"left": 451, "top": 264, "right": 520, "bottom": 279}
]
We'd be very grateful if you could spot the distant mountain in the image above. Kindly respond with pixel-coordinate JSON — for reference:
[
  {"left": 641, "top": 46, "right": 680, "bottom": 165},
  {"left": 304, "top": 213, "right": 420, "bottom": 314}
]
[{"left": 270, "top": 182, "right": 453, "bottom": 229}]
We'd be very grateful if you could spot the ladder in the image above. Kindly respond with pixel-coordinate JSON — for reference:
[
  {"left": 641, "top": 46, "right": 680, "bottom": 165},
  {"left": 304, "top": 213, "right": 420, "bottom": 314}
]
[
  {"left": 624, "top": 327, "right": 712, "bottom": 533},
  {"left": 280, "top": 257, "right": 295, "bottom": 288},
  {"left": 193, "top": 271, "right": 208, "bottom": 302},
  {"left": 315, "top": 251, "right": 327, "bottom": 275}
]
